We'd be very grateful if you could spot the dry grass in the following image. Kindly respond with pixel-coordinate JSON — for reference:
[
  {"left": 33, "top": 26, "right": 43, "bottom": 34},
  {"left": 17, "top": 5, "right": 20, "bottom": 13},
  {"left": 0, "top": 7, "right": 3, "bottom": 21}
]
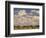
[{"left": 14, "top": 25, "right": 39, "bottom": 30}]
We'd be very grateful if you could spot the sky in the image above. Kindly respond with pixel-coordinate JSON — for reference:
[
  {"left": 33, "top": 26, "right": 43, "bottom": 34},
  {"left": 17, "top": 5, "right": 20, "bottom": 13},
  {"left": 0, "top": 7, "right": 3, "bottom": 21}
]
[{"left": 14, "top": 8, "right": 39, "bottom": 16}]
